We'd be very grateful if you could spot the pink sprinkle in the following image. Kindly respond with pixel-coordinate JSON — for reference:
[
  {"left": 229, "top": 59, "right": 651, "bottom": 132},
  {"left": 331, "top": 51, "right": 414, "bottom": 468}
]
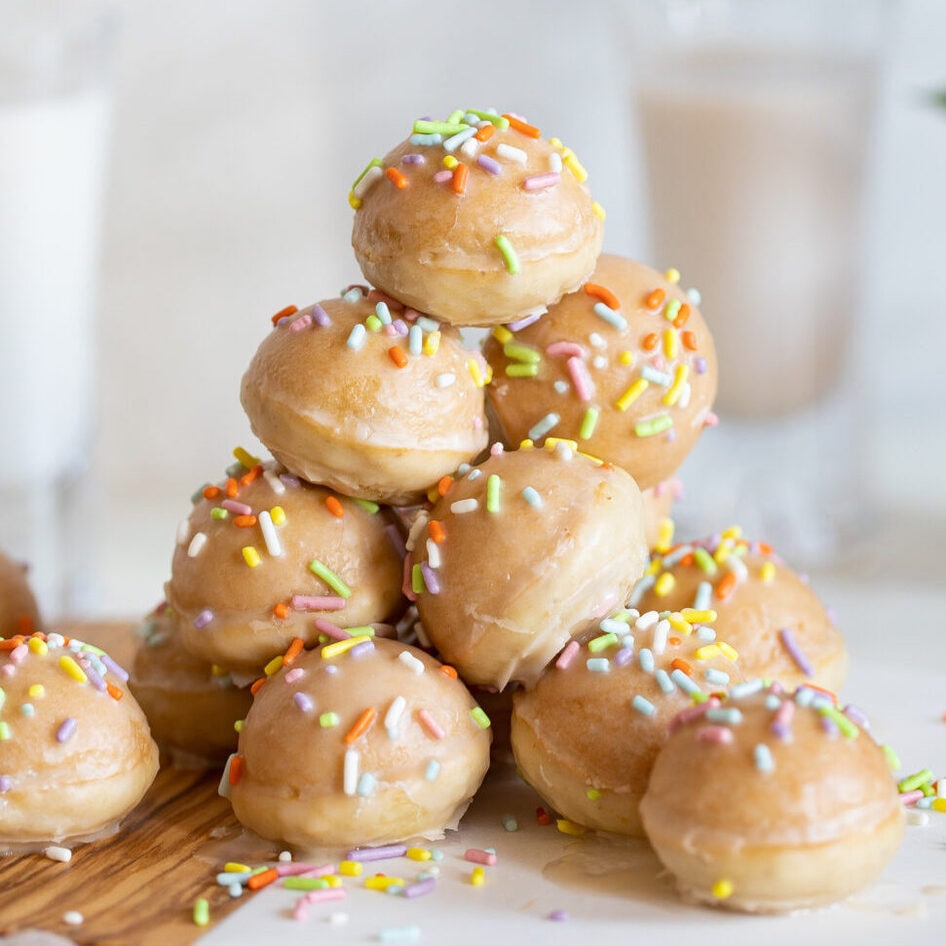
[
  {"left": 417, "top": 708, "right": 445, "bottom": 740},
  {"left": 277, "top": 861, "right": 334, "bottom": 878},
  {"left": 303, "top": 887, "right": 346, "bottom": 905},
  {"left": 290, "top": 313, "right": 313, "bottom": 333},
  {"left": 433, "top": 169, "right": 453, "bottom": 184},
  {"left": 546, "top": 341, "right": 587, "bottom": 359},
  {"left": 284, "top": 668, "right": 305, "bottom": 685},
  {"left": 464, "top": 848, "right": 497, "bottom": 866},
  {"left": 314, "top": 618, "right": 350, "bottom": 641},
  {"left": 291, "top": 595, "right": 346, "bottom": 612},
  {"left": 383, "top": 324, "right": 398, "bottom": 337},
  {"left": 590, "top": 591, "right": 619, "bottom": 619},
  {"left": 403, "top": 308, "right": 422, "bottom": 322},
  {"left": 668, "top": 697, "right": 721, "bottom": 734},
  {"left": 9, "top": 644, "right": 27, "bottom": 664},
  {"left": 704, "top": 411, "right": 719, "bottom": 427},
  {"left": 696, "top": 724, "right": 734, "bottom": 744},
  {"left": 522, "top": 171, "right": 561, "bottom": 190},
  {"left": 490, "top": 442, "right": 505, "bottom": 456},
  {"left": 900, "top": 790, "right": 924, "bottom": 806},
  {"left": 222, "top": 499, "right": 253, "bottom": 516},
  {"left": 567, "top": 356, "right": 594, "bottom": 402},
  {"left": 555, "top": 640, "right": 580, "bottom": 670}
]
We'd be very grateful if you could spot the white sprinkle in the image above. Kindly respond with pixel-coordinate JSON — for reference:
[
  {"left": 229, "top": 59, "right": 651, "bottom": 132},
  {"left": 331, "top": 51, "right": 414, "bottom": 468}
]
[
  {"left": 343, "top": 748, "right": 359, "bottom": 796},
  {"left": 553, "top": 380, "right": 569, "bottom": 394},
  {"left": 278, "top": 850, "right": 293, "bottom": 863},
  {"left": 651, "top": 619, "right": 669, "bottom": 655},
  {"left": 635, "top": 610, "right": 660, "bottom": 632},
  {"left": 592, "top": 355, "right": 608, "bottom": 370},
  {"left": 450, "top": 498, "right": 479, "bottom": 515},
  {"left": 357, "top": 772, "right": 377, "bottom": 797},
  {"left": 426, "top": 538, "right": 441, "bottom": 569},
  {"left": 589, "top": 332, "right": 606, "bottom": 349},
  {"left": 687, "top": 287, "right": 702, "bottom": 306},
  {"left": 679, "top": 383, "right": 692, "bottom": 409},
  {"left": 187, "top": 532, "right": 207, "bottom": 558},
  {"left": 62, "top": 911, "right": 84, "bottom": 926},
  {"left": 907, "top": 810, "right": 929, "bottom": 827},
  {"left": 258, "top": 510, "right": 283, "bottom": 557},
  {"left": 549, "top": 151, "right": 563, "bottom": 173},
  {"left": 398, "top": 651, "right": 425, "bottom": 675},
  {"left": 460, "top": 137, "right": 479, "bottom": 157},
  {"left": 409, "top": 323, "right": 423, "bottom": 356},
  {"left": 705, "top": 668, "right": 731, "bottom": 686},
  {"left": 263, "top": 468, "right": 286, "bottom": 495},
  {"left": 436, "top": 372, "right": 456, "bottom": 388},
  {"left": 45, "top": 846, "right": 72, "bottom": 863},
  {"left": 328, "top": 913, "right": 350, "bottom": 926},
  {"left": 176, "top": 519, "right": 191, "bottom": 545},
  {"left": 346, "top": 324, "right": 367, "bottom": 351},
  {"left": 696, "top": 626, "right": 717, "bottom": 642},
  {"left": 385, "top": 695, "right": 407, "bottom": 737},
  {"left": 496, "top": 142, "right": 527, "bottom": 164},
  {"left": 229, "top": 883, "right": 243, "bottom": 898},
  {"left": 467, "top": 469, "right": 482, "bottom": 481},
  {"left": 727, "top": 554, "right": 748, "bottom": 581},
  {"left": 353, "top": 163, "right": 383, "bottom": 199}
]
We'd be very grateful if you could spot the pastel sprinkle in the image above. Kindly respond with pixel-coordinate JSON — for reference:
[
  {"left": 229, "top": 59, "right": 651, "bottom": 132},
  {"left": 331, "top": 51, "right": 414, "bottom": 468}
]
[
  {"left": 193, "top": 898, "right": 210, "bottom": 927},
  {"left": 55, "top": 718, "right": 77, "bottom": 743},
  {"left": 521, "top": 486, "right": 543, "bottom": 508},
  {"left": 754, "top": 744, "right": 775, "bottom": 773},
  {"left": 308, "top": 559, "right": 352, "bottom": 598},
  {"left": 632, "top": 695, "right": 656, "bottom": 716},
  {"left": 779, "top": 628, "right": 814, "bottom": 677},
  {"left": 494, "top": 235, "right": 520, "bottom": 274},
  {"left": 528, "top": 412, "right": 560, "bottom": 441}
]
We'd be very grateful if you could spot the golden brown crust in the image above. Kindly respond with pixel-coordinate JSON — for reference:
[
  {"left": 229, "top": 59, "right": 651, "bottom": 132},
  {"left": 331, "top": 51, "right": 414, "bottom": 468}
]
[
  {"left": 351, "top": 112, "right": 603, "bottom": 326},
  {"left": 167, "top": 461, "right": 405, "bottom": 674},
  {"left": 241, "top": 296, "right": 488, "bottom": 504},
  {"left": 0, "top": 550, "right": 42, "bottom": 638},
  {"left": 228, "top": 638, "right": 492, "bottom": 849},
  {"left": 484, "top": 255, "right": 717, "bottom": 490},
  {"left": 0, "top": 631, "right": 159, "bottom": 847},
  {"left": 639, "top": 688, "right": 904, "bottom": 912},
  {"left": 410, "top": 444, "right": 649, "bottom": 690}
]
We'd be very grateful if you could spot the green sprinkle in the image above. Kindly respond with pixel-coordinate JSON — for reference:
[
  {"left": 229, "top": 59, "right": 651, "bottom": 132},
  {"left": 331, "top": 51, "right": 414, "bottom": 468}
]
[
  {"left": 882, "top": 744, "right": 901, "bottom": 772},
  {"left": 586, "top": 788, "right": 601, "bottom": 801},
  {"left": 465, "top": 109, "right": 509, "bottom": 128},
  {"left": 503, "top": 342, "right": 542, "bottom": 365},
  {"left": 506, "top": 363, "right": 539, "bottom": 378},
  {"left": 578, "top": 406, "right": 600, "bottom": 440},
  {"left": 346, "top": 626, "right": 376, "bottom": 638},
  {"left": 634, "top": 415, "right": 673, "bottom": 438},
  {"left": 587, "top": 632, "right": 619, "bottom": 653},
  {"left": 319, "top": 712, "right": 340, "bottom": 728},
  {"left": 284, "top": 877, "right": 330, "bottom": 891},
  {"left": 352, "top": 157, "right": 383, "bottom": 192},
  {"left": 663, "top": 299, "right": 681, "bottom": 322},
  {"left": 693, "top": 548, "right": 718, "bottom": 575},
  {"left": 193, "top": 898, "right": 210, "bottom": 927},
  {"left": 470, "top": 707, "right": 491, "bottom": 730},
  {"left": 446, "top": 109, "right": 466, "bottom": 124},
  {"left": 210, "top": 507, "right": 228, "bottom": 520},
  {"left": 365, "top": 314, "right": 382, "bottom": 332},
  {"left": 486, "top": 474, "right": 502, "bottom": 513},
  {"left": 411, "top": 563, "right": 426, "bottom": 595},
  {"left": 817, "top": 705, "right": 859, "bottom": 739},
  {"left": 414, "top": 119, "right": 469, "bottom": 136},
  {"left": 353, "top": 498, "right": 380, "bottom": 514},
  {"left": 308, "top": 559, "right": 352, "bottom": 598},
  {"left": 0, "top": 721, "right": 11, "bottom": 741},
  {"left": 494, "top": 235, "right": 520, "bottom": 275},
  {"left": 898, "top": 769, "right": 934, "bottom": 793}
]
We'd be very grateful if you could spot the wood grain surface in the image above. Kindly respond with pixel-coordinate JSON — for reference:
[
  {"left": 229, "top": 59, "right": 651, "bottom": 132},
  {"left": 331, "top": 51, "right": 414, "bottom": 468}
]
[{"left": 0, "top": 623, "right": 257, "bottom": 946}]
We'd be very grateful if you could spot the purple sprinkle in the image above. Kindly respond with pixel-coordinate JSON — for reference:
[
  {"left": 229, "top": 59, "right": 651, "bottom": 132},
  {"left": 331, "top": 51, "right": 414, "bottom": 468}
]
[
  {"left": 403, "top": 877, "right": 436, "bottom": 898},
  {"left": 666, "top": 429, "right": 678, "bottom": 442},
  {"left": 614, "top": 647, "right": 634, "bottom": 666},
  {"left": 101, "top": 654, "right": 129, "bottom": 683},
  {"left": 477, "top": 154, "right": 502, "bottom": 175},
  {"left": 85, "top": 667, "right": 107, "bottom": 692},
  {"left": 324, "top": 665, "right": 339, "bottom": 676},
  {"left": 507, "top": 311, "right": 543, "bottom": 332},
  {"left": 820, "top": 715, "right": 840, "bottom": 737},
  {"left": 346, "top": 843, "right": 408, "bottom": 863},
  {"left": 695, "top": 356, "right": 707, "bottom": 374},
  {"left": 0, "top": 775, "right": 12, "bottom": 793},
  {"left": 311, "top": 303, "right": 331, "bottom": 326},
  {"left": 194, "top": 609, "right": 214, "bottom": 629},
  {"left": 420, "top": 562, "right": 441, "bottom": 595},
  {"left": 349, "top": 640, "right": 375, "bottom": 658},
  {"left": 401, "top": 153, "right": 425, "bottom": 165},
  {"left": 56, "top": 718, "right": 78, "bottom": 743},
  {"left": 548, "top": 910, "right": 569, "bottom": 922},
  {"left": 779, "top": 628, "right": 814, "bottom": 677},
  {"left": 279, "top": 473, "right": 301, "bottom": 488},
  {"left": 522, "top": 171, "right": 561, "bottom": 190},
  {"left": 392, "top": 318, "right": 409, "bottom": 336},
  {"left": 293, "top": 692, "right": 314, "bottom": 713},
  {"left": 433, "top": 169, "right": 452, "bottom": 184},
  {"left": 843, "top": 704, "right": 871, "bottom": 730}
]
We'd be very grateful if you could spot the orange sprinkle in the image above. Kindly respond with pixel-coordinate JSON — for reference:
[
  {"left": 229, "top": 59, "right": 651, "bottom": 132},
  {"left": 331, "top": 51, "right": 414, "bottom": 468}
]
[
  {"left": 437, "top": 475, "right": 454, "bottom": 497},
  {"left": 645, "top": 288, "right": 665, "bottom": 310},
  {"left": 673, "top": 303, "right": 691, "bottom": 328},
  {"left": 805, "top": 683, "right": 839, "bottom": 705},
  {"left": 681, "top": 330, "right": 698, "bottom": 351},
  {"left": 270, "top": 305, "right": 298, "bottom": 325},
  {"left": 203, "top": 485, "right": 221, "bottom": 500},
  {"left": 345, "top": 706, "right": 377, "bottom": 745},
  {"left": 0, "top": 638, "right": 25, "bottom": 652},
  {"left": 283, "top": 637, "right": 305, "bottom": 666},
  {"left": 106, "top": 683, "right": 124, "bottom": 701},
  {"left": 584, "top": 283, "right": 621, "bottom": 310},
  {"left": 388, "top": 345, "right": 409, "bottom": 368},
  {"left": 325, "top": 496, "right": 345, "bottom": 518},
  {"left": 670, "top": 657, "right": 693, "bottom": 677},
  {"left": 239, "top": 464, "right": 262, "bottom": 487},
  {"left": 715, "top": 572, "right": 738, "bottom": 601},
  {"left": 679, "top": 552, "right": 695, "bottom": 568},
  {"left": 250, "top": 677, "right": 267, "bottom": 696},
  {"left": 757, "top": 542, "right": 774, "bottom": 556},
  {"left": 502, "top": 113, "right": 541, "bottom": 138},
  {"left": 428, "top": 520, "right": 446, "bottom": 544},
  {"left": 642, "top": 332, "right": 659, "bottom": 352},
  {"left": 452, "top": 162, "right": 469, "bottom": 195},
  {"left": 385, "top": 166, "right": 409, "bottom": 189},
  {"left": 474, "top": 124, "right": 495, "bottom": 142},
  {"left": 273, "top": 602, "right": 290, "bottom": 620},
  {"left": 225, "top": 477, "right": 239, "bottom": 499},
  {"left": 233, "top": 515, "right": 258, "bottom": 528},
  {"left": 16, "top": 615, "right": 34, "bottom": 635},
  {"left": 227, "top": 755, "right": 243, "bottom": 785},
  {"left": 536, "top": 807, "right": 552, "bottom": 826},
  {"left": 668, "top": 636, "right": 682, "bottom": 647},
  {"left": 439, "top": 665, "right": 458, "bottom": 679},
  {"left": 248, "top": 867, "right": 280, "bottom": 891}
]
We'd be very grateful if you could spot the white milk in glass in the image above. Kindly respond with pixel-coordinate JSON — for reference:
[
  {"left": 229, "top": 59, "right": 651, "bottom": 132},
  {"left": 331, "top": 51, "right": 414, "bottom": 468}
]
[
  {"left": 636, "top": 47, "right": 876, "bottom": 419},
  {"left": 0, "top": 90, "right": 109, "bottom": 613}
]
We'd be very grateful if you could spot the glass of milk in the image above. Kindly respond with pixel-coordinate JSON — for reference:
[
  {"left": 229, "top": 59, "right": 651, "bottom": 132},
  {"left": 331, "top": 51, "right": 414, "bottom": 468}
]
[
  {"left": 623, "top": 0, "right": 887, "bottom": 565},
  {"left": 0, "top": 2, "right": 116, "bottom": 616}
]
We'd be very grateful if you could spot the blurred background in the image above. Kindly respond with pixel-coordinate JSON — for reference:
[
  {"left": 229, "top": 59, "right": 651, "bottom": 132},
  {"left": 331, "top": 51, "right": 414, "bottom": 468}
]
[{"left": 2, "top": 0, "right": 946, "bottom": 620}]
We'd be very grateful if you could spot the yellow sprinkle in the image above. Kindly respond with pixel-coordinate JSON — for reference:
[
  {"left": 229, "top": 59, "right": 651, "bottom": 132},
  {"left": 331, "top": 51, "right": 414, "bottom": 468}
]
[
  {"left": 721, "top": 525, "right": 743, "bottom": 540},
  {"left": 576, "top": 450, "right": 604, "bottom": 465},
  {"left": 321, "top": 636, "right": 367, "bottom": 659},
  {"left": 365, "top": 875, "right": 404, "bottom": 891},
  {"left": 714, "top": 537, "right": 734, "bottom": 564},
  {"left": 619, "top": 350, "right": 635, "bottom": 366},
  {"left": 667, "top": 614, "right": 692, "bottom": 635},
  {"left": 549, "top": 137, "right": 563, "bottom": 149},
  {"left": 224, "top": 862, "right": 252, "bottom": 873},
  {"left": 561, "top": 147, "right": 588, "bottom": 183},
  {"left": 665, "top": 268, "right": 681, "bottom": 285},
  {"left": 468, "top": 357, "right": 487, "bottom": 388},
  {"left": 264, "top": 655, "right": 283, "bottom": 677},
  {"left": 470, "top": 866, "right": 486, "bottom": 886},
  {"left": 712, "top": 878, "right": 734, "bottom": 900},
  {"left": 442, "top": 154, "right": 458, "bottom": 169},
  {"left": 760, "top": 562, "right": 777, "bottom": 583},
  {"left": 645, "top": 559, "right": 663, "bottom": 577},
  {"left": 663, "top": 327, "right": 678, "bottom": 359},
  {"left": 718, "top": 642, "right": 739, "bottom": 662},
  {"left": 663, "top": 363, "right": 689, "bottom": 406},
  {"left": 681, "top": 609, "right": 718, "bottom": 624},
  {"left": 27, "top": 637, "right": 47, "bottom": 656},
  {"left": 233, "top": 446, "right": 260, "bottom": 469},
  {"left": 556, "top": 819, "right": 587, "bottom": 837},
  {"left": 492, "top": 325, "right": 513, "bottom": 345},
  {"left": 406, "top": 847, "right": 431, "bottom": 861},
  {"left": 211, "top": 664, "right": 229, "bottom": 677},
  {"left": 27, "top": 684, "right": 45, "bottom": 699},
  {"left": 616, "top": 378, "right": 649, "bottom": 411},
  {"left": 656, "top": 518, "right": 675, "bottom": 553},
  {"left": 339, "top": 860, "right": 363, "bottom": 877},
  {"left": 426, "top": 484, "right": 440, "bottom": 504},
  {"left": 518, "top": 439, "right": 535, "bottom": 450},
  {"left": 233, "top": 719, "right": 244, "bottom": 733},
  {"left": 242, "top": 546, "right": 261, "bottom": 568},
  {"left": 423, "top": 330, "right": 441, "bottom": 356},
  {"left": 348, "top": 193, "right": 362, "bottom": 210},
  {"left": 325, "top": 875, "right": 342, "bottom": 888},
  {"left": 270, "top": 505, "right": 286, "bottom": 526},
  {"left": 932, "top": 799, "right": 946, "bottom": 813},
  {"left": 59, "top": 655, "right": 87, "bottom": 684},
  {"left": 544, "top": 437, "right": 578, "bottom": 453},
  {"left": 695, "top": 644, "right": 721, "bottom": 660},
  {"left": 592, "top": 201, "right": 606, "bottom": 220},
  {"left": 654, "top": 572, "right": 676, "bottom": 597}
]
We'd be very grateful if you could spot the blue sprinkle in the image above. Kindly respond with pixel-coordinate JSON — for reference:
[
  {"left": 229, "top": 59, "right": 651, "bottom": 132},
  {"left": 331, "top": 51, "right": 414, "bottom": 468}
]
[
  {"left": 346, "top": 324, "right": 367, "bottom": 351},
  {"left": 586, "top": 657, "right": 610, "bottom": 673},
  {"left": 592, "top": 302, "right": 628, "bottom": 330},
  {"left": 655, "top": 669, "right": 674, "bottom": 693},
  {"left": 632, "top": 695, "right": 656, "bottom": 716},
  {"left": 638, "top": 648, "right": 655, "bottom": 673}
]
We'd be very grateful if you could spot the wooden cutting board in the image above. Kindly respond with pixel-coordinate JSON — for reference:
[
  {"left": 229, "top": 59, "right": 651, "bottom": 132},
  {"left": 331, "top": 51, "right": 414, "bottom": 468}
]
[{"left": 0, "top": 623, "right": 256, "bottom": 946}]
